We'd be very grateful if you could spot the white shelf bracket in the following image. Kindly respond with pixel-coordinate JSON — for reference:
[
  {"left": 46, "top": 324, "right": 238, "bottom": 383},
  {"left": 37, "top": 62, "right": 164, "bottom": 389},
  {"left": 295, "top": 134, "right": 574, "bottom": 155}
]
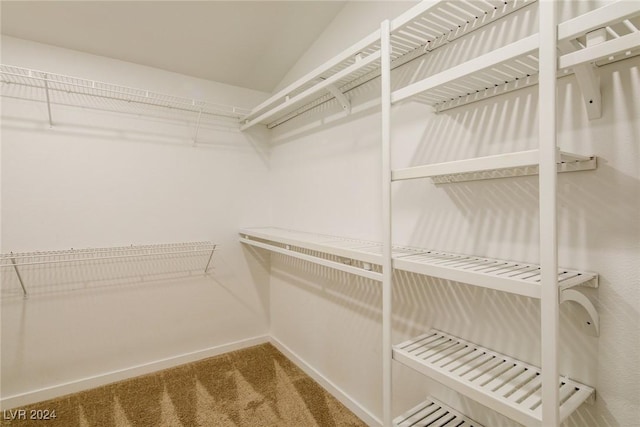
[
  {"left": 193, "top": 108, "right": 203, "bottom": 146},
  {"left": 10, "top": 255, "right": 28, "bottom": 297},
  {"left": 320, "top": 78, "right": 351, "bottom": 112},
  {"left": 560, "top": 288, "right": 600, "bottom": 336},
  {"left": 204, "top": 244, "right": 216, "bottom": 273},
  {"left": 43, "top": 74, "right": 53, "bottom": 128},
  {"left": 559, "top": 29, "right": 606, "bottom": 120}
]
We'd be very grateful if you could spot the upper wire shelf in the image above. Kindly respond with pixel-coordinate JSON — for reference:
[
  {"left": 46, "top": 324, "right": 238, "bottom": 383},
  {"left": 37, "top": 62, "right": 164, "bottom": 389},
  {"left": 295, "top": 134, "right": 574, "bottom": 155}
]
[
  {"left": 0, "top": 64, "right": 251, "bottom": 126},
  {"left": 394, "top": 0, "right": 640, "bottom": 112},
  {"left": 240, "top": 0, "right": 534, "bottom": 130},
  {"left": 241, "top": 0, "right": 640, "bottom": 128},
  {"left": 1, "top": 241, "right": 216, "bottom": 297}
]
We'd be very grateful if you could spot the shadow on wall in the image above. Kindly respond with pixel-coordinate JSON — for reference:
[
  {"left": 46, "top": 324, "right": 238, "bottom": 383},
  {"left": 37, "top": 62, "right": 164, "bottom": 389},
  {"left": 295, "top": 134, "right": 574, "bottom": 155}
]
[{"left": 246, "top": 246, "right": 383, "bottom": 323}]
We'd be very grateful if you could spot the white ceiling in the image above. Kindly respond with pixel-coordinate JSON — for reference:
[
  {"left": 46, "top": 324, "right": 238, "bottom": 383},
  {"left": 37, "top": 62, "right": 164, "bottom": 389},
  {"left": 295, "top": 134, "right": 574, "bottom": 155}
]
[{"left": 0, "top": 1, "right": 346, "bottom": 93}]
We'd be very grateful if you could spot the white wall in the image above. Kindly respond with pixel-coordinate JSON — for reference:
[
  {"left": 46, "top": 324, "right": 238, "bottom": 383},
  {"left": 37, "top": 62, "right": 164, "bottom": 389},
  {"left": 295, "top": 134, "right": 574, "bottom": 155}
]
[
  {"left": 274, "top": 1, "right": 417, "bottom": 92},
  {"left": 1, "top": 36, "right": 272, "bottom": 407},
  {"left": 267, "top": 2, "right": 639, "bottom": 426}
]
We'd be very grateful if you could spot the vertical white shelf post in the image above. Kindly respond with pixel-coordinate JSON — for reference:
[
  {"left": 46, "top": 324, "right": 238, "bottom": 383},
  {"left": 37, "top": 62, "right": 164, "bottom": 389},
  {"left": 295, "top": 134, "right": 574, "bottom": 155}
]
[
  {"left": 381, "top": 19, "right": 393, "bottom": 427},
  {"left": 539, "top": 1, "right": 560, "bottom": 426}
]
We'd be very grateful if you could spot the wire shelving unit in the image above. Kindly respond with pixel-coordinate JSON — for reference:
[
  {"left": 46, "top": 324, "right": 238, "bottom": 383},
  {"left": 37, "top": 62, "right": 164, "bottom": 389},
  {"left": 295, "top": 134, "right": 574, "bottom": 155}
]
[
  {"left": 1, "top": 241, "right": 216, "bottom": 298},
  {"left": 239, "top": 1, "right": 640, "bottom": 425}
]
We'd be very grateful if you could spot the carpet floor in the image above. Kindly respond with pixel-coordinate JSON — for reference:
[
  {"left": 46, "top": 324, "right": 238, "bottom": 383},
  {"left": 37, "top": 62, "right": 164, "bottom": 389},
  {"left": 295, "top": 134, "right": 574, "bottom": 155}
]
[{"left": 1, "top": 343, "right": 367, "bottom": 427}]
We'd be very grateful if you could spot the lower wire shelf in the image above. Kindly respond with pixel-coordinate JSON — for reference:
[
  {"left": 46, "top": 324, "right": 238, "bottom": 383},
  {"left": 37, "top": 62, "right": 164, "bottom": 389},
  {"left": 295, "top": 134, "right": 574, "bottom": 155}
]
[
  {"left": 395, "top": 396, "right": 483, "bottom": 427},
  {"left": 393, "top": 329, "right": 594, "bottom": 427},
  {"left": 239, "top": 227, "right": 597, "bottom": 298}
]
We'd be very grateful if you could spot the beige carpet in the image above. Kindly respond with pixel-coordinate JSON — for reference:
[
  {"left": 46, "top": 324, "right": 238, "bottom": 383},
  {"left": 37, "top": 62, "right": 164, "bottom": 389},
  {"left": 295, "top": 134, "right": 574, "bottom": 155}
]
[{"left": 1, "top": 344, "right": 366, "bottom": 427}]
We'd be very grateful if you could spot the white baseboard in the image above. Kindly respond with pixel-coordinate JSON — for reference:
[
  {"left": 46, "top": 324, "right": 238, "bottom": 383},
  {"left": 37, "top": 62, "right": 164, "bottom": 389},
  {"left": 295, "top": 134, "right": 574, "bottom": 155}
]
[
  {"left": 1, "top": 335, "right": 269, "bottom": 410},
  {"left": 269, "top": 336, "right": 382, "bottom": 427}
]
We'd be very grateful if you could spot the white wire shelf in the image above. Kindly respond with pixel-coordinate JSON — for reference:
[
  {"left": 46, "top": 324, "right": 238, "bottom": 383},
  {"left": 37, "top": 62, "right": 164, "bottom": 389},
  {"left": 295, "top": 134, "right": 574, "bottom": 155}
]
[
  {"left": 392, "top": 149, "right": 597, "bottom": 184},
  {"left": 392, "top": 33, "right": 540, "bottom": 108},
  {"left": 393, "top": 0, "right": 640, "bottom": 112},
  {"left": 0, "top": 65, "right": 251, "bottom": 127},
  {"left": 395, "top": 396, "right": 483, "bottom": 427},
  {"left": 240, "top": 0, "right": 534, "bottom": 130},
  {"left": 240, "top": 49, "right": 383, "bottom": 130},
  {"left": 1, "top": 241, "right": 216, "bottom": 297},
  {"left": 239, "top": 227, "right": 597, "bottom": 298},
  {"left": 393, "top": 329, "right": 595, "bottom": 427}
]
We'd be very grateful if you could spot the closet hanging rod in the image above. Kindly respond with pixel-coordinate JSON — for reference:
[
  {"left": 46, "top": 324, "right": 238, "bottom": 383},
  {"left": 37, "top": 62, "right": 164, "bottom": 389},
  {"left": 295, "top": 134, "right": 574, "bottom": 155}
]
[{"left": 0, "top": 65, "right": 251, "bottom": 119}]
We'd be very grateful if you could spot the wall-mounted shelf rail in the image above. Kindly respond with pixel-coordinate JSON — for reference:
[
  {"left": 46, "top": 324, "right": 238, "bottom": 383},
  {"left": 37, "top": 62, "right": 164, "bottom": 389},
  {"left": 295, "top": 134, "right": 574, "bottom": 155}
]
[
  {"left": 0, "top": 241, "right": 216, "bottom": 297},
  {"left": 393, "top": 329, "right": 595, "bottom": 427},
  {"left": 0, "top": 65, "right": 250, "bottom": 130},
  {"left": 239, "top": 228, "right": 597, "bottom": 299},
  {"left": 395, "top": 396, "right": 483, "bottom": 427},
  {"left": 392, "top": 149, "right": 597, "bottom": 184},
  {"left": 240, "top": 0, "right": 535, "bottom": 130}
]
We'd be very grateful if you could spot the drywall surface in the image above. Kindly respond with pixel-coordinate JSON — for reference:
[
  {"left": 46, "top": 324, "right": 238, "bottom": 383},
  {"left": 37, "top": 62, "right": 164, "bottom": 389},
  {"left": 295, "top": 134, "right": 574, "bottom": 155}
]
[
  {"left": 0, "top": 36, "right": 272, "bottom": 406},
  {"left": 267, "top": 2, "right": 639, "bottom": 426},
  {"left": 273, "top": 1, "right": 417, "bottom": 93}
]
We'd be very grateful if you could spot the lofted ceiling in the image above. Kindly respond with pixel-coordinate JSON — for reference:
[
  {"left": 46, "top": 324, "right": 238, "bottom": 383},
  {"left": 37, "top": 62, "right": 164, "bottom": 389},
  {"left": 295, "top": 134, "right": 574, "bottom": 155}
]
[{"left": 0, "top": 1, "right": 347, "bottom": 93}]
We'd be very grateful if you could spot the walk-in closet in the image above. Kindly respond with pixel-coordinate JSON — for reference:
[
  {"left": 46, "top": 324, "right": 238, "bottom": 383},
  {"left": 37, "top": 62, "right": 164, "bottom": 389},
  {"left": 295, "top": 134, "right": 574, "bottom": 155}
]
[{"left": 1, "top": 1, "right": 639, "bottom": 426}]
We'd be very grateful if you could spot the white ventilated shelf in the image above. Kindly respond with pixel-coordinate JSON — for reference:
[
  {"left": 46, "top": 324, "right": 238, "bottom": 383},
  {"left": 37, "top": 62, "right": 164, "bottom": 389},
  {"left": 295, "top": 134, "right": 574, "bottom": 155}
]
[
  {"left": 240, "top": 0, "right": 534, "bottom": 130},
  {"left": 392, "top": 149, "right": 597, "bottom": 184},
  {"left": 0, "top": 64, "right": 250, "bottom": 122},
  {"left": 395, "top": 396, "right": 483, "bottom": 427},
  {"left": 393, "top": 330, "right": 595, "bottom": 427},
  {"left": 392, "top": 0, "right": 640, "bottom": 112},
  {"left": 239, "top": 228, "right": 597, "bottom": 298},
  {"left": 238, "top": 0, "right": 640, "bottom": 129}
]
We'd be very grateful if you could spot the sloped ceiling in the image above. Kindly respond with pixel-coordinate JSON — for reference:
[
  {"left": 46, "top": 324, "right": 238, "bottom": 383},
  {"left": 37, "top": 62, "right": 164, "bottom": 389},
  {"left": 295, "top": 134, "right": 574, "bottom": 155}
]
[{"left": 0, "top": 1, "right": 346, "bottom": 93}]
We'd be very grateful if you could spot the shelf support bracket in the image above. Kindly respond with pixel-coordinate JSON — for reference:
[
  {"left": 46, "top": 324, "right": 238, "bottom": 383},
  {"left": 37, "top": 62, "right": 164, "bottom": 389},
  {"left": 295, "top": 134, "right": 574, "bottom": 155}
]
[
  {"left": 43, "top": 74, "right": 53, "bottom": 128},
  {"left": 559, "top": 30, "right": 605, "bottom": 120},
  {"left": 560, "top": 288, "right": 599, "bottom": 336},
  {"left": 10, "top": 255, "right": 28, "bottom": 297},
  {"left": 320, "top": 78, "right": 351, "bottom": 112},
  {"left": 193, "top": 108, "right": 203, "bottom": 146},
  {"left": 204, "top": 244, "right": 216, "bottom": 273},
  {"left": 571, "top": 63, "right": 602, "bottom": 120}
]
